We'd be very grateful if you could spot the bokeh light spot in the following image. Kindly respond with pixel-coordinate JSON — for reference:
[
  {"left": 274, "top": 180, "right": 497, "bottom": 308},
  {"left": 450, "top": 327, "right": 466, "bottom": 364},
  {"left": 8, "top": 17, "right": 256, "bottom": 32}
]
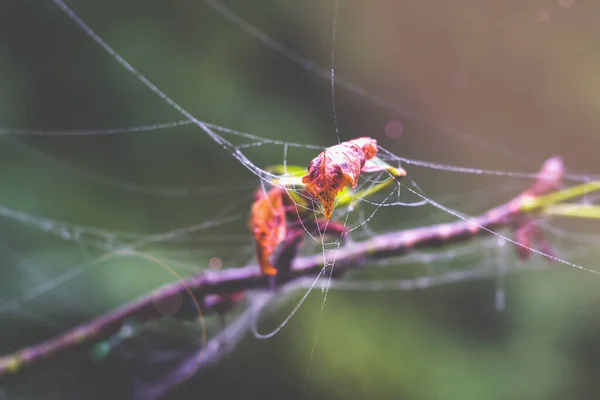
[
  {"left": 557, "top": 0, "right": 574, "bottom": 9},
  {"left": 209, "top": 257, "right": 223, "bottom": 270},
  {"left": 537, "top": 10, "right": 550, "bottom": 22},
  {"left": 454, "top": 71, "right": 469, "bottom": 87},
  {"left": 384, "top": 120, "right": 404, "bottom": 139},
  {"left": 152, "top": 290, "right": 183, "bottom": 316}
]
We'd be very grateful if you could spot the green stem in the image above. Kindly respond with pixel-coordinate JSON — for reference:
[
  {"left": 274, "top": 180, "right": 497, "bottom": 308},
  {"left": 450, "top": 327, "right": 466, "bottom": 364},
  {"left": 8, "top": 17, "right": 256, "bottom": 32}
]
[{"left": 521, "top": 181, "right": 600, "bottom": 213}]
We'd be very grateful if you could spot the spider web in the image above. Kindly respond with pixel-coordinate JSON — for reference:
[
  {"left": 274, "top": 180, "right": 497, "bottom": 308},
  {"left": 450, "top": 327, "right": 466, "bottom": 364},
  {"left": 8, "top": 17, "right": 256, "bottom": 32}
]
[{"left": 1, "top": 1, "right": 599, "bottom": 400}]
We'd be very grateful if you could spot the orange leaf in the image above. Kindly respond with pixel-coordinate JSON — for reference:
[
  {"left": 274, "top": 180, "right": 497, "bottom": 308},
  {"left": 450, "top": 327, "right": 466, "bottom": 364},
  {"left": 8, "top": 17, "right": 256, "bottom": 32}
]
[
  {"left": 248, "top": 186, "right": 287, "bottom": 276},
  {"left": 301, "top": 137, "right": 378, "bottom": 219}
]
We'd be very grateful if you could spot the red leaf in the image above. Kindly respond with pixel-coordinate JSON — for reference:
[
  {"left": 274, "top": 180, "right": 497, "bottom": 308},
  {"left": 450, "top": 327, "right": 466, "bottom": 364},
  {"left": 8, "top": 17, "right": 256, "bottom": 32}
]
[
  {"left": 248, "top": 186, "right": 287, "bottom": 276},
  {"left": 301, "top": 137, "right": 378, "bottom": 219}
]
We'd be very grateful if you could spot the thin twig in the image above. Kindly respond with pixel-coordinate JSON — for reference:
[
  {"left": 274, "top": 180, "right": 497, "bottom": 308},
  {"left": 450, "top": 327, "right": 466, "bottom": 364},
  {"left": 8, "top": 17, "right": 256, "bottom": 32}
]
[
  {"left": 134, "top": 292, "right": 274, "bottom": 400},
  {"left": 136, "top": 259, "right": 552, "bottom": 400},
  {"left": 0, "top": 156, "right": 564, "bottom": 384}
]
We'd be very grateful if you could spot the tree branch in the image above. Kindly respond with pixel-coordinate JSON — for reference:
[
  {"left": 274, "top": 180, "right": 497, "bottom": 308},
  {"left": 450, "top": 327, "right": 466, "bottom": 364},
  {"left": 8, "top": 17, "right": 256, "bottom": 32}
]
[
  {"left": 135, "top": 260, "right": 551, "bottom": 400},
  {"left": 0, "top": 156, "right": 565, "bottom": 394}
]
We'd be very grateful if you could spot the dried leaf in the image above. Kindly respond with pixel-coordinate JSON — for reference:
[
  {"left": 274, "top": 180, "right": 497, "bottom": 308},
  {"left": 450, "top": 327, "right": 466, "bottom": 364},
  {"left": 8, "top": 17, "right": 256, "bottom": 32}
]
[
  {"left": 514, "top": 221, "right": 533, "bottom": 261},
  {"left": 301, "top": 137, "right": 378, "bottom": 219},
  {"left": 514, "top": 218, "right": 554, "bottom": 262},
  {"left": 248, "top": 186, "right": 287, "bottom": 276}
]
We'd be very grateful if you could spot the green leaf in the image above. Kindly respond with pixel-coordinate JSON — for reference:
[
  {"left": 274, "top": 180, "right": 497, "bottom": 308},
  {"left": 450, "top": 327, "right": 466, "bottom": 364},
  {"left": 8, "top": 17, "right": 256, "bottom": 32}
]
[
  {"left": 543, "top": 204, "right": 600, "bottom": 219},
  {"left": 265, "top": 164, "right": 306, "bottom": 176},
  {"left": 521, "top": 181, "right": 600, "bottom": 214}
]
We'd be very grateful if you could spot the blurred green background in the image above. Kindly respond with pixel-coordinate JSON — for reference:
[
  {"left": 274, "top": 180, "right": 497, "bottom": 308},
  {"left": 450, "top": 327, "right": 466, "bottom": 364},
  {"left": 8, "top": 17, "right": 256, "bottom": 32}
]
[{"left": 1, "top": 0, "right": 600, "bottom": 399}]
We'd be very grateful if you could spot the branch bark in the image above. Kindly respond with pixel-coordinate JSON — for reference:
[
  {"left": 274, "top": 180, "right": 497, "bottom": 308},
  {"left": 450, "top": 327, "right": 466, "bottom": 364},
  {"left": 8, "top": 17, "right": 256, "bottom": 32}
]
[{"left": 0, "top": 157, "right": 564, "bottom": 397}]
